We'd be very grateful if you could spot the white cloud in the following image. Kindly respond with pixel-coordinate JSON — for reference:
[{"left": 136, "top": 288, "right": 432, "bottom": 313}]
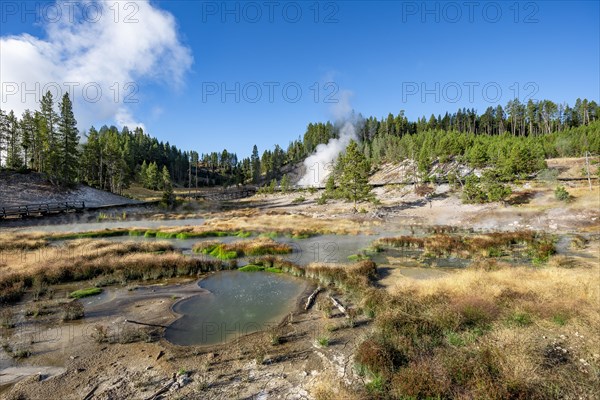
[{"left": 0, "top": 0, "right": 192, "bottom": 131}]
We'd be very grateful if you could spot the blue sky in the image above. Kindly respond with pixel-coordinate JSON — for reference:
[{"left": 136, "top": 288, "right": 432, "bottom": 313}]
[{"left": 1, "top": 1, "right": 598, "bottom": 158}]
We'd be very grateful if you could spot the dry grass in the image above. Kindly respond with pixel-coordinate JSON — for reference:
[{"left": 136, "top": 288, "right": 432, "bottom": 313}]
[
  {"left": 375, "top": 230, "right": 555, "bottom": 261},
  {"left": 305, "top": 260, "right": 378, "bottom": 292},
  {"left": 0, "top": 233, "right": 48, "bottom": 251},
  {"left": 198, "top": 212, "right": 367, "bottom": 235},
  {"left": 0, "top": 240, "right": 226, "bottom": 304},
  {"left": 353, "top": 262, "right": 600, "bottom": 399}
]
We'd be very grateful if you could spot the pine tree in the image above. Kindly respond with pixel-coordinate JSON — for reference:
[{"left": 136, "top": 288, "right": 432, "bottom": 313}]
[
  {"left": 337, "top": 140, "right": 372, "bottom": 211},
  {"left": 280, "top": 174, "right": 290, "bottom": 193},
  {"left": 251, "top": 144, "right": 260, "bottom": 183},
  {"left": 57, "top": 93, "right": 80, "bottom": 184},
  {"left": 40, "top": 91, "right": 59, "bottom": 179},
  {"left": 140, "top": 160, "right": 148, "bottom": 184},
  {"left": 161, "top": 165, "right": 175, "bottom": 207},
  {"left": 20, "top": 110, "right": 35, "bottom": 169},
  {"left": 6, "top": 110, "right": 23, "bottom": 169},
  {"left": 324, "top": 172, "right": 336, "bottom": 199},
  {"left": 146, "top": 161, "right": 159, "bottom": 190},
  {"left": 81, "top": 127, "right": 101, "bottom": 187},
  {"left": 190, "top": 151, "right": 199, "bottom": 189}
]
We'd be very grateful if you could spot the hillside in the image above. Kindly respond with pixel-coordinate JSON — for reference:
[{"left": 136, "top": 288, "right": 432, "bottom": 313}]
[{"left": 0, "top": 171, "right": 141, "bottom": 207}]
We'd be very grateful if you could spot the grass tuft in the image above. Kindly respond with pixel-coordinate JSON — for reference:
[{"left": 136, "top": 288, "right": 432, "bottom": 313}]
[{"left": 69, "top": 287, "right": 103, "bottom": 299}]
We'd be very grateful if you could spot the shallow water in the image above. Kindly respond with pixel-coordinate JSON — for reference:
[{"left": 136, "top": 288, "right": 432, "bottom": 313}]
[
  {"left": 8, "top": 218, "right": 205, "bottom": 233},
  {"left": 164, "top": 271, "right": 306, "bottom": 346},
  {"left": 68, "top": 233, "right": 383, "bottom": 265},
  {"left": 277, "top": 234, "right": 380, "bottom": 265}
]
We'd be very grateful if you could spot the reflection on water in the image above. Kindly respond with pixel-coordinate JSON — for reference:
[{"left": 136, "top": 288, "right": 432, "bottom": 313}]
[
  {"left": 277, "top": 234, "right": 379, "bottom": 265},
  {"left": 165, "top": 271, "right": 306, "bottom": 346}
]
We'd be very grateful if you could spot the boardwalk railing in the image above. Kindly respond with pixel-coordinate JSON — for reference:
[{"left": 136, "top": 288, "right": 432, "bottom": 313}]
[{"left": 0, "top": 201, "right": 85, "bottom": 219}]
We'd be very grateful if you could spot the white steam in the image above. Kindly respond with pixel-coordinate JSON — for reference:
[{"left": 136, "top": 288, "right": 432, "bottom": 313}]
[
  {"left": 297, "top": 91, "right": 358, "bottom": 187},
  {"left": 297, "top": 121, "right": 357, "bottom": 187}
]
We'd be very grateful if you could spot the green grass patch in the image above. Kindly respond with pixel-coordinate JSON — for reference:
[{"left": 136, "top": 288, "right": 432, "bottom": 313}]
[
  {"left": 286, "top": 232, "right": 312, "bottom": 239},
  {"left": 208, "top": 246, "right": 239, "bottom": 260},
  {"left": 144, "top": 230, "right": 157, "bottom": 238},
  {"left": 259, "top": 231, "right": 279, "bottom": 239},
  {"left": 507, "top": 311, "right": 533, "bottom": 327},
  {"left": 155, "top": 231, "right": 178, "bottom": 239},
  {"left": 51, "top": 230, "right": 129, "bottom": 240},
  {"left": 239, "top": 265, "right": 265, "bottom": 272},
  {"left": 348, "top": 253, "right": 371, "bottom": 262},
  {"left": 69, "top": 287, "right": 103, "bottom": 299},
  {"left": 235, "top": 231, "right": 252, "bottom": 238},
  {"left": 265, "top": 267, "right": 283, "bottom": 273},
  {"left": 552, "top": 313, "right": 569, "bottom": 326},
  {"left": 317, "top": 336, "right": 330, "bottom": 347},
  {"left": 292, "top": 196, "right": 306, "bottom": 204}
]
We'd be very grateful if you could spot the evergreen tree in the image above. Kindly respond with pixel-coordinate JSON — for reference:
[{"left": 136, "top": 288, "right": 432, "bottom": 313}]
[
  {"left": 6, "top": 110, "right": 22, "bottom": 169},
  {"left": 161, "top": 165, "right": 175, "bottom": 207},
  {"left": 337, "top": 140, "right": 372, "bottom": 210},
  {"left": 324, "top": 172, "right": 337, "bottom": 199},
  {"left": 20, "top": 110, "right": 35, "bottom": 169},
  {"left": 40, "top": 91, "right": 59, "bottom": 178},
  {"left": 190, "top": 151, "right": 199, "bottom": 189},
  {"left": 140, "top": 160, "right": 148, "bottom": 184},
  {"left": 251, "top": 144, "right": 260, "bottom": 183},
  {"left": 280, "top": 174, "right": 290, "bottom": 193},
  {"left": 145, "top": 161, "right": 159, "bottom": 190},
  {"left": 57, "top": 93, "right": 80, "bottom": 184},
  {"left": 81, "top": 127, "right": 101, "bottom": 187}
]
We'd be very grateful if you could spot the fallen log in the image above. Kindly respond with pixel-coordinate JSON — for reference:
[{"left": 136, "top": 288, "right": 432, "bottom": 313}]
[
  {"left": 304, "top": 286, "right": 321, "bottom": 310},
  {"left": 145, "top": 374, "right": 177, "bottom": 400},
  {"left": 124, "top": 319, "right": 167, "bottom": 328},
  {"left": 329, "top": 296, "right": 347, "bottom": 317},
  {"left": 83, "top": 384, "right": 99, "bottom": 400}
]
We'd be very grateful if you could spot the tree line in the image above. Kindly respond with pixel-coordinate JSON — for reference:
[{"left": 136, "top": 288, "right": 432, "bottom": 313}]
[{"left": 1, "top": 94, "right": 597, "bottom": 194}]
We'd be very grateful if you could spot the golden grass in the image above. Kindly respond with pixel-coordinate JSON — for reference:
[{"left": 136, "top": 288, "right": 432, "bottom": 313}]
[
  {"left": 0, "top": 233, "right": 47, "bottom": 251},
  {"left": 375, "top": 230, "right": 552, "bottom": 261},
  {"left": 198, "top": 212, "right": 367, "bottom": 235},
  {"left": 356, "top": 262, "right": 600, "bottom": 399},
  {"left": 0, "top": 239, "right": 226, "bottom": 303}
]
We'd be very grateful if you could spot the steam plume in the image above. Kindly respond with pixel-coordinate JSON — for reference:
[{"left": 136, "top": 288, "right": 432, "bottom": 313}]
[{"left": 297, "top": 91, "right": 359, "bottom": 187}]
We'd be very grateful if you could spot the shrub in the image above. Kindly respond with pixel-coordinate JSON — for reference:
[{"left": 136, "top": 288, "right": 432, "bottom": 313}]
[
  {"left": 0, "top": 308, "right": 15, "bottom": 328},
  {"left": 317, "top": 335, "right": 330, "bottom": 347},
  {"left": 62, "top": 300, "right": 84, "bottom": 321},
  {"left": 554, "top": 185, "right": 570, "bottom": 201},
  {"left": 355, "top": 338, "right": 406, "bottom": 377},
  {"left": 391, "top": 359, "right": 451, "bottom": 399},
  {"left": 92, "top": 324, "right": 110, "bottom": 343},
  {"left": 292, "top": 196, "right": 306, "bottom": 204},
  {"left": 454, "top": 296, "right": 498, "bottom": 329}
]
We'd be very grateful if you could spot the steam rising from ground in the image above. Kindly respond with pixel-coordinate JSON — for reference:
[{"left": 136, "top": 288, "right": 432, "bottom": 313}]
[
  {"left": 297, "top": 90, "right": 359, "bottom": 187},
  {"left": 297, "top": 122, "right": 357, "bottom": 187}
]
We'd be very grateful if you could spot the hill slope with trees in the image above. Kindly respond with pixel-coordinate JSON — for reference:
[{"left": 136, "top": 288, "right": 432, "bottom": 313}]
[{"left": 1, "top": 93, "right": 598, "bottom": 199}]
